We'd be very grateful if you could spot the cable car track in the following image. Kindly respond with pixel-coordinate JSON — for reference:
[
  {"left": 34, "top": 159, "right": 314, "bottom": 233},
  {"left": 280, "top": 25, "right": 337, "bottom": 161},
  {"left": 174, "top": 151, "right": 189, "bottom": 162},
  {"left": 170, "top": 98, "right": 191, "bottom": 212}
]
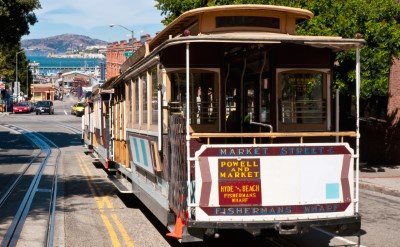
[
  {"left": 17, "top": 116, "right": 82, "bottom": 135},
  {"left": 0, "top": 123, "right": 61, "bottom": 247}
]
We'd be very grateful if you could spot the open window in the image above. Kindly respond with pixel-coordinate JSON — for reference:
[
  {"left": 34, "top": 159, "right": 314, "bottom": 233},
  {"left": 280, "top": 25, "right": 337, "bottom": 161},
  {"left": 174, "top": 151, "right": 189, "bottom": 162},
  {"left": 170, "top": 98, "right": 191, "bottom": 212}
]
[
  {"left": 276, "top": 69, "right": 330, "bottom": 132},
  {"left": 167, "top": 69, "right": 220, "bottom": 133}
]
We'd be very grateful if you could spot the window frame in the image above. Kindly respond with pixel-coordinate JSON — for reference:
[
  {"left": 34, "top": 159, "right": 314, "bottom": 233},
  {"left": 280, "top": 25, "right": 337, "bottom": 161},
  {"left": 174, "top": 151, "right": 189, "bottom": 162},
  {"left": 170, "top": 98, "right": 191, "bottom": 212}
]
[
  {"left": 150, "top": 67, "right": 159, "bottom": 130},
  {"left": 133, "top": 77, "right": 139, "bottom": 127},
  {"left": 275, "top": 68, "right": 331, "bottom": 132},
  {"left": 166, "top": 68, "right": 221, "bottom": 133},
  {"left": 140, "top": 72, "right": 148, "bottom": 126}
]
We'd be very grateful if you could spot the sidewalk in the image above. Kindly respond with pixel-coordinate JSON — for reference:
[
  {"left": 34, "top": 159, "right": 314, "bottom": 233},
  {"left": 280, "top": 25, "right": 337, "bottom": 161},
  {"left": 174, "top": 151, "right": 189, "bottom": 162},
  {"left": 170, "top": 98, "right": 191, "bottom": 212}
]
[{"left": 359, "top": 164, "right": 400, "bottom": 197}]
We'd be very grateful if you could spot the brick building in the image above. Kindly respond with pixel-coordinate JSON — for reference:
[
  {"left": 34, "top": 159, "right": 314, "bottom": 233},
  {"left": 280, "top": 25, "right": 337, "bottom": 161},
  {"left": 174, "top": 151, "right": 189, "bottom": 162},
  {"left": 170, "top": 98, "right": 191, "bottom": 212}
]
[{"left": 105, "top": 35, "right": 152, "bottom": 80}]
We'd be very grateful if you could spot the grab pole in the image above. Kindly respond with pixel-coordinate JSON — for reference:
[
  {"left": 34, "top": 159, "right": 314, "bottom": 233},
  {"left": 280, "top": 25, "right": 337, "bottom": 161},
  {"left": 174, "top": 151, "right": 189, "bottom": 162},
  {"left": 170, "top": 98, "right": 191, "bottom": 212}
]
[
  {"left": 355, "top": 47, "right": 361, "bottom": 213},
  {"left": 186, "top": 43, "right": 191, "bottom": 217}
]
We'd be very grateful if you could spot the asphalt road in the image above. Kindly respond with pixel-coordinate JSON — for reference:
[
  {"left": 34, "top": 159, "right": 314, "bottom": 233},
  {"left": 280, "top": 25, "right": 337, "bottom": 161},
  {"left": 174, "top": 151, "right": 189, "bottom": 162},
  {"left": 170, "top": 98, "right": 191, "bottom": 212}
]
[
  {"left": 0, "top": 98, "right": 399, "bottom": 246},
  {"left": 0, "top": 127, "right": 36, "bottom": 198}
]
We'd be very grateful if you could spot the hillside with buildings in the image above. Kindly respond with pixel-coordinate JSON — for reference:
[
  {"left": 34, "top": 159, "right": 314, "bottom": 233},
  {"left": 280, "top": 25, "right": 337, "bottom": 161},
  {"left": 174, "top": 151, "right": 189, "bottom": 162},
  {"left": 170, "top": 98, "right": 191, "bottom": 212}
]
[{"left": 22, "top": 34, "right": 107, "bottom": 56}]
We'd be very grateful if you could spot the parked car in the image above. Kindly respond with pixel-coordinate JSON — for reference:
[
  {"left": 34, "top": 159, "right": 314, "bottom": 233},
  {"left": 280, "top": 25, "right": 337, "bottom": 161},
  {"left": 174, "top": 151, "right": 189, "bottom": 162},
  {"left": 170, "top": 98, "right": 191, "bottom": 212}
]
[
  {"left": 13, "top": 101, "right": 31, "bottom": 114},
  {"left": 35, "top": 100, "right": 54, "bottom": 115},
  {"left": 71, "top": 102, "right": 84, "bottom": 116}
]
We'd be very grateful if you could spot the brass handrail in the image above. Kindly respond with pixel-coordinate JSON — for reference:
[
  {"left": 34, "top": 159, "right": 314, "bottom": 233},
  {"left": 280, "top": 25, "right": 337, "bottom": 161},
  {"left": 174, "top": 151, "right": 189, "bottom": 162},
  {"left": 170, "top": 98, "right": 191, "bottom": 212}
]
[{"left": 191, "top": 131, "right": 357, "bottom": 144}]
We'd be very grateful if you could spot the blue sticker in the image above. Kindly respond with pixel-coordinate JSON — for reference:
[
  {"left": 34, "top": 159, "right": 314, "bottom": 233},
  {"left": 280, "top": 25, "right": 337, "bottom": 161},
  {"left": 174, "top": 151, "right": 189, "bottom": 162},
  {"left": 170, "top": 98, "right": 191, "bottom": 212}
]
[{"left": 326, "top": 183, "right": 339, "bottom": 199}]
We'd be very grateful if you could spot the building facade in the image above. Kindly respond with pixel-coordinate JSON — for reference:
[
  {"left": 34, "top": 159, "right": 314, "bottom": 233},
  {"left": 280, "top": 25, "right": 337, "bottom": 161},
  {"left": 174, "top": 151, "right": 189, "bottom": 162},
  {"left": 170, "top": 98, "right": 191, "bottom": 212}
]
[
  {"left": 30, "top": 83, "right": 56, "bottom": 101},
  {"left": 105, "top": 35, "right": 151, "bottom": 80}
]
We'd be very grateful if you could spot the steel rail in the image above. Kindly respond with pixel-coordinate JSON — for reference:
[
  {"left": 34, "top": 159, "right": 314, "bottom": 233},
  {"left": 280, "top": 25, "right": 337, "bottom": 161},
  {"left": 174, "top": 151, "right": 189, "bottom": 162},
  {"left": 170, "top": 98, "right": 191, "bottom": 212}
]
[
  {"left": 31, "top": 128, "right": 62, "bottom": 247},
  {"left": 0, "top": 124, "right": 60, "bottom": 247},
  {"left": 0, "top": 124, "right": 44, "bottom": 209},
  {"left": 1, "top": 127, "right": 51, "bottom": 247},
  {"left": 10, "top": 125, "right": 63, "bottom": 247},
  {"left": 18, "top": 117, "right": 82, "bottom": 135},
  {"left": 0, "top": 151, "right": 42, "bottom": 208},
  {"left": 16, "top": 121, "right": 79, "bottom": 246},
  {"left": 52, "top": 122, "right": 81, "bottom": 134}
]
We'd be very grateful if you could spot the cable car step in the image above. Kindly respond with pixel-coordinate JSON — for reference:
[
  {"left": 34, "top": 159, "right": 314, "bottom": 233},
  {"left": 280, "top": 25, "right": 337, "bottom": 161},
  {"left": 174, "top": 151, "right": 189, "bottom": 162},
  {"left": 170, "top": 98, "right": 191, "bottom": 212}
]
[{"left": 108, "top": 175, "right": 132, "bottom": 193}]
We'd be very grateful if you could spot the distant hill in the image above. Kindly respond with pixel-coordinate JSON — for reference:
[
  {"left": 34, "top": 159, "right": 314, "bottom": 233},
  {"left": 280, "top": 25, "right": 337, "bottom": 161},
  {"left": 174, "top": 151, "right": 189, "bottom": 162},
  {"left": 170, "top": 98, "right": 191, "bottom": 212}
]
[{"left": 22, "top": 34, "right": 108, "bottom": 56}]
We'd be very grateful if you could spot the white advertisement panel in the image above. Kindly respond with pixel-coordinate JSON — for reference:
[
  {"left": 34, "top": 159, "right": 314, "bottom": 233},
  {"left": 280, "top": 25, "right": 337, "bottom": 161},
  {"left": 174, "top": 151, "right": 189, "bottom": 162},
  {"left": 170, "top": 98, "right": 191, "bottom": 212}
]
[{"left": 194, "top": 143, "right": 354, "bottom": 222}]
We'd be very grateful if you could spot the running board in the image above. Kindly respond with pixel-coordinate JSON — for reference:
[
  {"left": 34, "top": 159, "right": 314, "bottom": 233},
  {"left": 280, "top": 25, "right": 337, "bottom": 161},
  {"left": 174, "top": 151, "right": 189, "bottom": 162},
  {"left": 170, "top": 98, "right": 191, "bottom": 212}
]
[
  {"left": 89, "top": 153, "right": 97, "bottom": 159},
  {"left": 108, "top": 175, "right": 133, "bottom": 193}
]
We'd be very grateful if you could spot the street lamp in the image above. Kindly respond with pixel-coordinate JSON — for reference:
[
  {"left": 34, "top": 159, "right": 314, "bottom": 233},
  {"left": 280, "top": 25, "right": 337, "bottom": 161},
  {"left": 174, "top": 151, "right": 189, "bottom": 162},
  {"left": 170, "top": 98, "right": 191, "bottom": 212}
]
[
  {"left": 26, "top": 65, "right": 30, "bottom": 98},
  {"left": 109, "top": 24, "right": 134, "bottom": 46},
  {"left": 15, "top": 49, "right": 24, "bottom": 102}
]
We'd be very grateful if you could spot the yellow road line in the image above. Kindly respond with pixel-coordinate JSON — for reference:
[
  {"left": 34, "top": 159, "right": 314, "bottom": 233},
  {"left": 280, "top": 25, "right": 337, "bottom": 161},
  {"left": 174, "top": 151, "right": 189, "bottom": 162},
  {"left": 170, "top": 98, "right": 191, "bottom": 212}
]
[
  {"left": 95, "top": 195, "right": 134, "bottom": 247},
  {"left": 98, "top": 197, "right": 134, "bottom": 247},
  {"left": 111, "top": 212, "right": 135, "bottom": 247},
  {"left": 77, "top": 154, "right": 121, "bottom": 247}
]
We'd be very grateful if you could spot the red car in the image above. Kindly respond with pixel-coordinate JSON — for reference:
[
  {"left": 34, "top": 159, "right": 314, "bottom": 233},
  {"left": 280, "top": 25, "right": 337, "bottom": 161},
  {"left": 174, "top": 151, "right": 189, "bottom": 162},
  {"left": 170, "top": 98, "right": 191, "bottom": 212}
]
[{"left": 13, "top": 102, "right": 31, "bottom": 114}]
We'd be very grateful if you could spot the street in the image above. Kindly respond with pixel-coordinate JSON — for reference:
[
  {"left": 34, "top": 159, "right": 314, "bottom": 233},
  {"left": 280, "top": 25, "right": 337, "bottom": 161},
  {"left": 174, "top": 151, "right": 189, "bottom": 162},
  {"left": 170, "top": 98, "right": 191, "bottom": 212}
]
[{"left": 0, "top": 99, "right": 399, "bottom": 246}]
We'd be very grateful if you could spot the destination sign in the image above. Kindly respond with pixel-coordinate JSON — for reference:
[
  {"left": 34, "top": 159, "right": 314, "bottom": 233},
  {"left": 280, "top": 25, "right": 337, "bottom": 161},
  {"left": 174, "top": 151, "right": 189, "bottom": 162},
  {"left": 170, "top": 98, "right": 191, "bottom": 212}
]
[
  {"left": 218, "top": 159, "right": 261, "bottom": 205},
  {"left": 198, "top": 145, "right": 352, "bottom": 157},
  {"left": 218, "top": 159, "right": 260, "bottom": 179},
  {"left": 219, "top": 181, "right": 261, "bottom": 205}
]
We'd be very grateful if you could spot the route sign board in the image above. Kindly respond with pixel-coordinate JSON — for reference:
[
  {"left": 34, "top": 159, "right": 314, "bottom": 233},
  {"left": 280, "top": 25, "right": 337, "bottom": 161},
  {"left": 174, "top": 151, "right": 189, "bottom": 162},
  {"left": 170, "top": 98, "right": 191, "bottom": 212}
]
[{"left": 124, "top": 51, "right": 133, "bottom": 57}]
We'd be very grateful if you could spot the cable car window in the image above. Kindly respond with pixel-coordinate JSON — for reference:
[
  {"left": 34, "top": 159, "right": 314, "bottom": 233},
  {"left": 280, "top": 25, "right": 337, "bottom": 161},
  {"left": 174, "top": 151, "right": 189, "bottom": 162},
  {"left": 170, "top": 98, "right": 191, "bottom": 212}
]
[
  {"left": 127, "top": 81, "right": 132, "bottom": 128},
  {"left": 134, "top": 78, "right": 139, "bottom": 124},
  {"left": 151, "top": 68, "right": 158, "bottom": 125},
  {"left": 170, "top": 72, "right": 218, "bottom": 125},
  {"left": 141, "top": 73, "right": 148, "bottom": 124},
  {"left": 279, "top": 71, "right": 327, "bottom": 127}
]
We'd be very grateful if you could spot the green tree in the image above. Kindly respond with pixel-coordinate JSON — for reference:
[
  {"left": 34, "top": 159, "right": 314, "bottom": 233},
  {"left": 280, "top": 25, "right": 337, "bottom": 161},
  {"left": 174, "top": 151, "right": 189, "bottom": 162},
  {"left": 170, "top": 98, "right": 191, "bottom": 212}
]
[
  {"left": 296, "top": 0, "right": 400, "bottom": 99},
  {"left": 155, "top": 0, "right": 400, "bottom": 99},
  {"left": 0, "top": 0, "right": 41, "bottom": 45},
  {"left": 0, "top": 43, "right": 30, "bottom": 95},
  {"left": 0, "top": 0, "right": 40, "bottom": 93}
]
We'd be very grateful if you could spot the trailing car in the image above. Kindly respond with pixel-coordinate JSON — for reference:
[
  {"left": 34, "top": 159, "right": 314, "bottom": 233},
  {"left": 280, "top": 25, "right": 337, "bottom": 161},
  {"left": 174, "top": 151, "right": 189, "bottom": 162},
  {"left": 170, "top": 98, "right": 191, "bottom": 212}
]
[
  {"left": 13, "top": 101, "right": 31, "bottom": 114},
  {"left": 35, "top": 100, "right": 54, "bottom": 115},
  {"left": 71, "top": 102, "right": 85, "bottom": 116}
]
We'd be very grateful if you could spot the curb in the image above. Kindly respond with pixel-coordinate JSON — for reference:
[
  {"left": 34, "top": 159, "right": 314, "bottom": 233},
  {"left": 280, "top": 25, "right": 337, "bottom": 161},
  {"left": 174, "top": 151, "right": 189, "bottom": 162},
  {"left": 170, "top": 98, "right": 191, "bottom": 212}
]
[{"left": 360, "top": 181, "right": 400, "bottom": 197}]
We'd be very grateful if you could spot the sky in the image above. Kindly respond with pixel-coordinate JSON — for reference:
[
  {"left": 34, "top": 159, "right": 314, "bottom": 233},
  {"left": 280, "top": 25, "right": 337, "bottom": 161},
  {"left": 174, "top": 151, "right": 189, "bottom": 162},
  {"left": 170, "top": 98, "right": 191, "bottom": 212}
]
[{"left": 23, "top": 0, "right": 165, "bottom": 42}]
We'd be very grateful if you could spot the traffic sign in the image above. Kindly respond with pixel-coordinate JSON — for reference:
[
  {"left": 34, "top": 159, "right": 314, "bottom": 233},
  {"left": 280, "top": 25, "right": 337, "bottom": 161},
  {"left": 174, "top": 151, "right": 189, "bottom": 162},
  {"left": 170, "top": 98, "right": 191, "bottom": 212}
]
[{"left": 124, "top": 51, "right": 133, "bottom": 57}]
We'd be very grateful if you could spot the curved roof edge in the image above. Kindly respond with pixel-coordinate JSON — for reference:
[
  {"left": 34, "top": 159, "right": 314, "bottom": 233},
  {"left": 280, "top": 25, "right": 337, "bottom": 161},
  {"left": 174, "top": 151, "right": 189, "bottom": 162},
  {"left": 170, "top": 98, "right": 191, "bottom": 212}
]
[
  {"left": 149, "top": 4, "right": 314, "bottom": 50},
  {"left": 179, "top": 4, "right": 313, "bottom": 18}
]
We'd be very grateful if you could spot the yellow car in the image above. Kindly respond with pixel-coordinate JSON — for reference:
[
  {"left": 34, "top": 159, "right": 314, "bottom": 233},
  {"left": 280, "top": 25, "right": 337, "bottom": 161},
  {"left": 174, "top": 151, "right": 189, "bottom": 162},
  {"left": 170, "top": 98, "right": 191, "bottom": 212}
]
[{"left": 71, "top": 103, "right": 85, "bottom": 117}]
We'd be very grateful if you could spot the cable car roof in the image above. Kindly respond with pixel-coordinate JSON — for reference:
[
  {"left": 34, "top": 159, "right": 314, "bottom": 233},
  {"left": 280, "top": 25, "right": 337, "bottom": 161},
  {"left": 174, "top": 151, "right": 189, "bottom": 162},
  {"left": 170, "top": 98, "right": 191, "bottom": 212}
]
[
  {"left": 156, "top": 32, "right": 365, "bottom": 51},
  {"left": 149, "top": 4, "right": 314, "bottom": 50}
]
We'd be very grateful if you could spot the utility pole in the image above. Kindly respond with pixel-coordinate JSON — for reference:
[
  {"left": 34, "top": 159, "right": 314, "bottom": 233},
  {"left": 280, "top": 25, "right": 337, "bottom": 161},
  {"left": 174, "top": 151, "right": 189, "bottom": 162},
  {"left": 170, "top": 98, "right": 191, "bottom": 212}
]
[
  {"left": 15, "top": 50, "right": 24, "bottom": 102},
  {"left": 26, "top": 65, "right": 29, "bottom": 98}
]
